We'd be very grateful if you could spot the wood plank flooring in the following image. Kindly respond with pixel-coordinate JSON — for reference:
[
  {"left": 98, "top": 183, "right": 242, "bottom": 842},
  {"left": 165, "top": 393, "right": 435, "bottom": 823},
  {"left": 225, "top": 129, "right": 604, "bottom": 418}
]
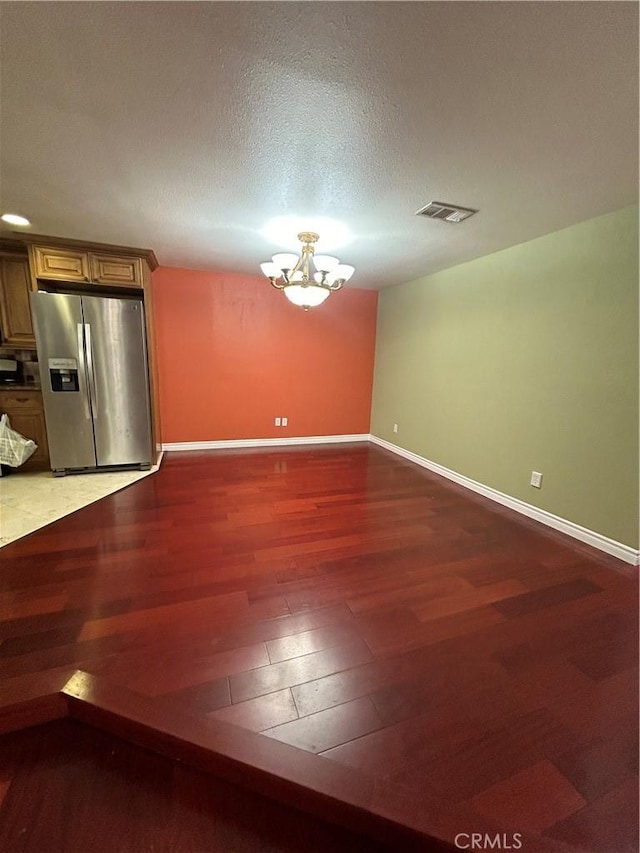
[{"left": 1, "top": 445, "right": 637, "bottom": 851}]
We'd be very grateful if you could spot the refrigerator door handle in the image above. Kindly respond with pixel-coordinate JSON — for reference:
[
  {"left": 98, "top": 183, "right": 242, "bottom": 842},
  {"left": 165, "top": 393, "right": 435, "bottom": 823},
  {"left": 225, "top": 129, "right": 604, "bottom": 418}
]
[
  {"left": 85, "top": 323, "right": 99, "bottom": 419},
  {"left": 76, "top": 323, "right": 91, "bottom": 420}
]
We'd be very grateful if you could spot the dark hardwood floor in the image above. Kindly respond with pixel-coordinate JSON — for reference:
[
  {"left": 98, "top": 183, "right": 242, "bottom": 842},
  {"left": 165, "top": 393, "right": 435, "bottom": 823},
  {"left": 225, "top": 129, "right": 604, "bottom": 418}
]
[{"left": 1, "top": 445, "right": 637, "bottom": 851}]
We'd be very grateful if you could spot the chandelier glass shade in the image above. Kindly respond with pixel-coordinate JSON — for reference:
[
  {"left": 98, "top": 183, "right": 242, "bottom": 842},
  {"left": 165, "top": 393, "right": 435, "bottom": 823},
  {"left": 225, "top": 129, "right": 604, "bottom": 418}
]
[{"left": 259, "top": 232, "right": 355, "bottom": 309}]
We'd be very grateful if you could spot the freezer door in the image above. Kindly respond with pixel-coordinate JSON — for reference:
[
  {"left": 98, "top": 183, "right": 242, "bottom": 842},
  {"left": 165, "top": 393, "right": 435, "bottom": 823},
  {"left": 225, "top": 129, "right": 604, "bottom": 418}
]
[
  {"left": 30, "top": 291, "right": 97, "bottom": 470},
  {"left": 81, "top": 295, "right": 152, "bottom": 466}
]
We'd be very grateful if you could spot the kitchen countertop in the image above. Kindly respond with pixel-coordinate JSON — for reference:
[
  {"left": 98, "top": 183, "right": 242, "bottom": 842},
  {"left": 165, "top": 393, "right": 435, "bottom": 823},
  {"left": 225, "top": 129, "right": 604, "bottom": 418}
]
[{"left": 0, "top": 385, "right": 42, "bottom": 391}]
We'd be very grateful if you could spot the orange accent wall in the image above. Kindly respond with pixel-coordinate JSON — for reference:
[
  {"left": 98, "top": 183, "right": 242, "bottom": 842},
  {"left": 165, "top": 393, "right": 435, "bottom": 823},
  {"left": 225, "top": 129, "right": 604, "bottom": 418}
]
[{"left": 152, "top": 267, "right": 378, "bottom": 443}]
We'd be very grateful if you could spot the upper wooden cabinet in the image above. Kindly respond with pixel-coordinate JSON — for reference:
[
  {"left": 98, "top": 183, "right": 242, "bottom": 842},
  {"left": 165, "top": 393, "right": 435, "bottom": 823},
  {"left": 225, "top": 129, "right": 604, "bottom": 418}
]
[
  {"left": 0, "top": 253, "right": 36, "bottom": 348},
  {"left": 31, "top": 245, "right": 144, "bottom": 288},
  {"left": 89, "top": 253, "right": 144, "bottom": 288},
  {"left": 23, "top": 236, "right": 157, "bottom": 291},
  {"left": 32, "top": 245, "right": 91, "bottom": 283}
]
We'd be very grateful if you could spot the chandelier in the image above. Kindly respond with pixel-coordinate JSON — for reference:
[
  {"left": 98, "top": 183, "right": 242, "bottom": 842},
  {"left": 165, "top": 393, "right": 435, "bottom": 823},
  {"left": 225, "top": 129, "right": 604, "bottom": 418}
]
[{"left": 259, "top": 232, "right": 355, "bottom": 310}]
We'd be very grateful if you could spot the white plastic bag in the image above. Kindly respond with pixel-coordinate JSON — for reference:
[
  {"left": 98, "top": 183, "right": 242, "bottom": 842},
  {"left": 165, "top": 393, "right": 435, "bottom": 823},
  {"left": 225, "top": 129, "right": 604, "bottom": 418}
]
[{"left": 0, "top": 413, "right": 37, "bottom": 467}]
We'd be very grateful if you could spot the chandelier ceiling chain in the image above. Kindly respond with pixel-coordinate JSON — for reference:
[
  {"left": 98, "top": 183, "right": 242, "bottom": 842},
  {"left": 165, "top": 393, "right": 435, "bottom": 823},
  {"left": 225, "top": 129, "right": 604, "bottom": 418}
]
[{"left": 259, "top": 232, "right": 355, "bottom": 310}]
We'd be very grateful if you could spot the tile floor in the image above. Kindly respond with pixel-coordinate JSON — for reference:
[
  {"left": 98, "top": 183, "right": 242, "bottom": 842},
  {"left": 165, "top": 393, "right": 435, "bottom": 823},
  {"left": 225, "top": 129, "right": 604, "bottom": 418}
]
[{"left": 0, "top": 460, "right": 161, "bottom": 547}]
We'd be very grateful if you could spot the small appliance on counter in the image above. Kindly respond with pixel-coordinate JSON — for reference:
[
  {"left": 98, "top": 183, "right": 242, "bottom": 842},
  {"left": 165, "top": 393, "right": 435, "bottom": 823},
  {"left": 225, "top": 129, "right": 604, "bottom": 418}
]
[{"left": 0, "top": 358, "right": 23, "bottom": 385}]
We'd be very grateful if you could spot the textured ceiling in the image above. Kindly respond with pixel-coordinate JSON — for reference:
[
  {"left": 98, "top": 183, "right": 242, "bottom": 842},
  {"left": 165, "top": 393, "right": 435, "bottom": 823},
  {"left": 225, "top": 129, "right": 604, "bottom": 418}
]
[{"left": 0, "top": 2, "right": 637, "bottom": 289}]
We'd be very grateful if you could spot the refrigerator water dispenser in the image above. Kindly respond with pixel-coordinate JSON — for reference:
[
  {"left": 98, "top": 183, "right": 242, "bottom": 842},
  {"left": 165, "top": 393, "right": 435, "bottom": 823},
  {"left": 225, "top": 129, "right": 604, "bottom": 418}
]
[{"left": 48, "top": 358, "right": 80, "bottom": 392}]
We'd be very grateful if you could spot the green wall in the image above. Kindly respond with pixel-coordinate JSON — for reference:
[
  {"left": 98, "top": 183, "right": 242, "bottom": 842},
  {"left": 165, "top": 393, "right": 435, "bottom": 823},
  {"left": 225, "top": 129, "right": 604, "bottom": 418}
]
[{"left": 371, "top": 206, "right": 639, "bottom": 548}]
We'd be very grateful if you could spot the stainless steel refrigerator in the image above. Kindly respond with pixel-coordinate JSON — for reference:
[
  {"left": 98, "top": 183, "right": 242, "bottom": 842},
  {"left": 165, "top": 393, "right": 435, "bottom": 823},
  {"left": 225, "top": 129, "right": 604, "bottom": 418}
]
[{"left": 30, "top": 291, "right": 153, "bottom": 474}]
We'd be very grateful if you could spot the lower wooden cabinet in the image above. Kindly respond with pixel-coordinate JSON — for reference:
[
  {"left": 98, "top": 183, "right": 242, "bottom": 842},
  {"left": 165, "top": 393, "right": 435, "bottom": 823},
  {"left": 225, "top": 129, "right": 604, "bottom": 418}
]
[{"left": 0, "top": 389, "right": 49, "bottom": 471}]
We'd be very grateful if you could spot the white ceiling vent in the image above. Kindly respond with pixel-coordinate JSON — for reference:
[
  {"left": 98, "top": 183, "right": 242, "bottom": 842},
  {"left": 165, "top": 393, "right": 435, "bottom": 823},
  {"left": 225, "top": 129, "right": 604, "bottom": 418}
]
[{"left": 415, "top": 201, "right": 478, "bottom": 223}]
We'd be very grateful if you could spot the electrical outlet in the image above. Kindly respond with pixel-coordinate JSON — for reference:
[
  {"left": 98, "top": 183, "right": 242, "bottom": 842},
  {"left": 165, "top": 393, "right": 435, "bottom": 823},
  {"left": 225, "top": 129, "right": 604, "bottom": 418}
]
[
  {"left": 393, "top": 423, "right": 398, "bottom": 434},
  {"left": 530, "top": 471, "right": 543, "bottom": 488},
  {"left": 274, "top": 417, "right": 281, "bottom": 427},
  {"left": 282, "top": 417, "right": 288, "bottom": 427}
]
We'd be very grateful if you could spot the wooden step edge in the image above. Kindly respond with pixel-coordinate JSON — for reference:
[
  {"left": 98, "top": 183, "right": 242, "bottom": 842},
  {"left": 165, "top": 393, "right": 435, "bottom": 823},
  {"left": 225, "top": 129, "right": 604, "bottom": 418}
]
[
  {"left": 60, "top": 671, "right": 585, "bottom": 853},
  {"left": 61, "top": 670, "right": 466, "bottom": 851},
  {"left": 0, "top": 669, "right": 586, "bottom": 853},
  {"left": 0, "top": 666, "right": 76, "bottom": 734}
]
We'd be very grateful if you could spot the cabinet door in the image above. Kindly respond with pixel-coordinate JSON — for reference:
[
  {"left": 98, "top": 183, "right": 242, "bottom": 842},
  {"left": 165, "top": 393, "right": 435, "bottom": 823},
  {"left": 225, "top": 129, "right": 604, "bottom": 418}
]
[
  {"left": 0, "top": 396, "right": 50, "bottom": 470},
  {"left": 32, "top": 245, "right": 90, "bottom": 283},
  {"left": 7, "top": 410, "right": 49, "bottom": 469},
  {"left": 89, "top": 254, "right": 143, "bottom": 288},
  {"left": 0, "top": 257, "right": 35, "bottom": 348}
]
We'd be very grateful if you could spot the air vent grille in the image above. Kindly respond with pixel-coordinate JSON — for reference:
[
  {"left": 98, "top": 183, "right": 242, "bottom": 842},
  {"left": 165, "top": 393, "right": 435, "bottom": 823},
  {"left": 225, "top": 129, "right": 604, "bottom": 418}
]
[{"left": 415, "top": 201, "right": 478, "bottom": 223}]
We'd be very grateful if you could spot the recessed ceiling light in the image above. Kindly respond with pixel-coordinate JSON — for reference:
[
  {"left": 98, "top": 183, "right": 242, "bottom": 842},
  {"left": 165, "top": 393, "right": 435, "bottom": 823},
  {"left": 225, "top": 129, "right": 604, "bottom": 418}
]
[{"left": 1, "top": 213, "right": 31, "bottom": 226}]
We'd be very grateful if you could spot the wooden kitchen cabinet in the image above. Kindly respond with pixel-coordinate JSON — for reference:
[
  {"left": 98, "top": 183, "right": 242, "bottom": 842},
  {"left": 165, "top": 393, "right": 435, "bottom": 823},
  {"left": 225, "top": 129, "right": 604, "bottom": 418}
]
[
  {"left": 89, "top": 253, "right": 144, "bottom": 288},
  {"left": 29, "top": 244, "right": 144, "bottom": 289},
  {"left": 0, "top": 253, "right": 36, "bottom": 348},
  {"left": 0, "top": 389, "right": 49, "bottom": 470},
  {"left": 31, "top": 245, "right": 91, "bottom": 283}
]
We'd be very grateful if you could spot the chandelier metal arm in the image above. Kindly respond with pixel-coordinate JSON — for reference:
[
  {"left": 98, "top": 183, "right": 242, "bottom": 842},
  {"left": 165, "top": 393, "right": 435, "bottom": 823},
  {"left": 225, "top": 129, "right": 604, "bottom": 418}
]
[
  {"left": 294, "top": 235, "right": 316, "bottom": 282},
  {"left": 259, "top": 230, "right": 353, "bottom": 308}
]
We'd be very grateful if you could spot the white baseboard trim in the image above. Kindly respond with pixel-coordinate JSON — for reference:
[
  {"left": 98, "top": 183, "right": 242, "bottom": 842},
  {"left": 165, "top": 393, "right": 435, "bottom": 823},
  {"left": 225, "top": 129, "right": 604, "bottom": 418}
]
[
  {"left": 370, "top": 435, "right": 639, "bottom": 566},
  {"left": 159, "top": 432, "right": 638, "bottom": 564},
  {"left": 161, "top": 434, "right": 371, "bottom": 452}
]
